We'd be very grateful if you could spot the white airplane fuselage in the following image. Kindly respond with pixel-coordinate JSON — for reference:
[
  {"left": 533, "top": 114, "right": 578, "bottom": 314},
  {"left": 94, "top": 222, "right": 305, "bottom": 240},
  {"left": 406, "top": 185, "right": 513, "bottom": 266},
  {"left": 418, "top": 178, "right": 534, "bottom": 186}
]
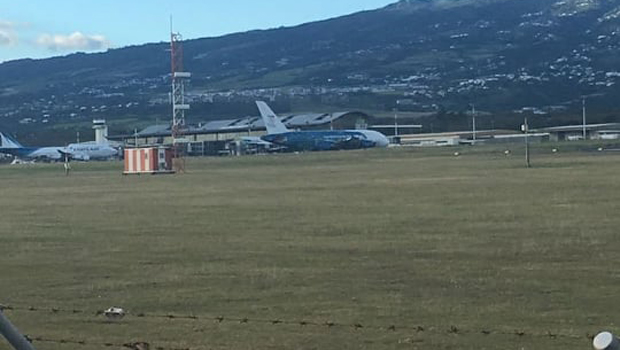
[{"left": 65, "top": 143, "right": 119, "bottom": 160}]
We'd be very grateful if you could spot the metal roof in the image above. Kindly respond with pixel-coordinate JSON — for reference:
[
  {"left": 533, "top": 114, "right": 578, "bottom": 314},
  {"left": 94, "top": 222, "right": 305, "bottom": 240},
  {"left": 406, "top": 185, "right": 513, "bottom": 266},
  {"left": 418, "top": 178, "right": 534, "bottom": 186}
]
[
  {"left": 131, "top": 111, "right": 370, "bottom": 137},
  {"left": 537, "top": 123, "right": 620, "bottom": 133},
  {"left": 137, "top": 124, "right": 171, "bottom": 136}
]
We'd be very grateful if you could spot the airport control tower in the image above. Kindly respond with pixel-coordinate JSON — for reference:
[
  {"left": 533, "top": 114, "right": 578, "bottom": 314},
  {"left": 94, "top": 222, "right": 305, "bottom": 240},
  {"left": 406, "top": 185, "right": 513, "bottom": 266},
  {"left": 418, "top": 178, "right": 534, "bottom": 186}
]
[{"left": 93, "top": 119, "right": 108, "bottom": 144}]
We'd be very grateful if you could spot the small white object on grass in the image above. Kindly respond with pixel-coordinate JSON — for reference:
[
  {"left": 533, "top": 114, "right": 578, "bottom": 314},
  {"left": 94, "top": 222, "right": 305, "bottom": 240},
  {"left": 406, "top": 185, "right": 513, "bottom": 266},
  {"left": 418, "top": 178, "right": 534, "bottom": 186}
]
[
  {"left": 104, "top": 307, "right": 125, "bottom": 320},
  {"left": 593, "top": 332, "right": 619, "bottom": 350}
]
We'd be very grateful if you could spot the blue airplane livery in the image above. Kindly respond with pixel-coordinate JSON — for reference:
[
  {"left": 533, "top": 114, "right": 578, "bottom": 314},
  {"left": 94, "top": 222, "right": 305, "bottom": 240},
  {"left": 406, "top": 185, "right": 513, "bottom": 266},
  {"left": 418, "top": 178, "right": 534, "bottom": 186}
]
[{"left": 256, "top": 101, "right": 389, "bottom": 152}]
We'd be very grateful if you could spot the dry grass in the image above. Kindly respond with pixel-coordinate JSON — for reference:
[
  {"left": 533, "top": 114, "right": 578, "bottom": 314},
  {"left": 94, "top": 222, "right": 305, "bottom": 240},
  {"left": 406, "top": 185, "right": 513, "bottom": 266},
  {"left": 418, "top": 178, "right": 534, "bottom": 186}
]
[{"left": 1, "top": 146, "right": 619, "bottom": 349}]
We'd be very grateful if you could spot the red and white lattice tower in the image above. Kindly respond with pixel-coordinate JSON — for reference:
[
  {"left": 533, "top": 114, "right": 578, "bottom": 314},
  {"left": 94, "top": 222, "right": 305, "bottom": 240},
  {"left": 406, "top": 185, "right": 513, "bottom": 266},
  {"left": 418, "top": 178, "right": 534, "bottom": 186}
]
[{"left": 170, "top": 30, "right": 191, "bottom": 172}]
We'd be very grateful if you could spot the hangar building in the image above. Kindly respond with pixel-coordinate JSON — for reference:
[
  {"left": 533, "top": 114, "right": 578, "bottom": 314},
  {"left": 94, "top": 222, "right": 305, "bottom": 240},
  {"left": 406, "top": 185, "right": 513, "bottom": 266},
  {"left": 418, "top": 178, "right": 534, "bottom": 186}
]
[{"left": 111, "top": 111, "right": 375, "bottom": 155}]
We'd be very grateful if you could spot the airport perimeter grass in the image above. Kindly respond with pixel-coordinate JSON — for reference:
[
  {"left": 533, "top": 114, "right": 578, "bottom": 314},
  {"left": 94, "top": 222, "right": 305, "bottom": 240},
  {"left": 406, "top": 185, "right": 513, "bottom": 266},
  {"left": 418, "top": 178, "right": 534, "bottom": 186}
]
[{"left": 1, "top": 145, "right": 620, "bottom": 349}]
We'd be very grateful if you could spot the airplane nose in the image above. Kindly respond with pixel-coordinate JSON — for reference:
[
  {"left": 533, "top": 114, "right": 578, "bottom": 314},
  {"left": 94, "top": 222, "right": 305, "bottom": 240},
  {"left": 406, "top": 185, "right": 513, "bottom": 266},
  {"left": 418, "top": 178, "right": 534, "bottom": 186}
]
[{"left": 378, "top": 136, "right": 389, "bottom": 147}]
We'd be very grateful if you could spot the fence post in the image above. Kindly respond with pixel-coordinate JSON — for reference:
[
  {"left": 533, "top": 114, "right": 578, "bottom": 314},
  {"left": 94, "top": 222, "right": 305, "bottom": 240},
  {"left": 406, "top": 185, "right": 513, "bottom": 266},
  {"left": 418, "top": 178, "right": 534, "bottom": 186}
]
[{"left": 0, "top": 309, "right": 36, "bottom": 350}]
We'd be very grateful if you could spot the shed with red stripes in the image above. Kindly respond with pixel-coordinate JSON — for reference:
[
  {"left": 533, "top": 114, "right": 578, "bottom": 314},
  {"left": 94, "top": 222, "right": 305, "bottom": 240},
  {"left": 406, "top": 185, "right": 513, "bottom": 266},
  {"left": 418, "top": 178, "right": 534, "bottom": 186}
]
[{"left": 123, "top": 147, "right": 174, "bottom": 175}]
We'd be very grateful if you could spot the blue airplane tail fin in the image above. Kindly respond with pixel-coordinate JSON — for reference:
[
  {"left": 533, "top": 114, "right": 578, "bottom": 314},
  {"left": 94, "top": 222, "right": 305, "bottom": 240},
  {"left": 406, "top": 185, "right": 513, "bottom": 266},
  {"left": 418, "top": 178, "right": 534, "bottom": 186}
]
[
  {"left": 0, "top": 132, "right": 23, "bottom": 149},
  {"left": 256, "top": 101, "right": 290, "bottom": 134}
]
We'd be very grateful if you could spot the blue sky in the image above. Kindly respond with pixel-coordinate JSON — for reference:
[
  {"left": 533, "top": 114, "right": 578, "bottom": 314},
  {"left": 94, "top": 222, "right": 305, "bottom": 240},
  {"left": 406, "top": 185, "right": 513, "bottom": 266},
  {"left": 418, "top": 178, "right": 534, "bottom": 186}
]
[{"left": 0, "top": 0, "right": 395, "bottom": 63}]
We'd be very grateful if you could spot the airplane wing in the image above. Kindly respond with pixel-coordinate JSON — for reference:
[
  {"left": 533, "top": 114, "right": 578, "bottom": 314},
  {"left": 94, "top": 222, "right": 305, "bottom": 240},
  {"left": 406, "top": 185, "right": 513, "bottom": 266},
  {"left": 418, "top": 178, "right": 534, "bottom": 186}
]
[
  {"left": 242, "top": 136, "right": 287, "bottom": 153},
  {"left": 6, "top": 147, "right": 63, "bottom": 161},
  {"left": 241, "top": 136, "right": 273, "bottom": 146},
  {"left": 58, "top": 149, "right": 90, "bottom": 161},
  {"left": 328, "top": 135, "right": 367, "bottom": 150}
]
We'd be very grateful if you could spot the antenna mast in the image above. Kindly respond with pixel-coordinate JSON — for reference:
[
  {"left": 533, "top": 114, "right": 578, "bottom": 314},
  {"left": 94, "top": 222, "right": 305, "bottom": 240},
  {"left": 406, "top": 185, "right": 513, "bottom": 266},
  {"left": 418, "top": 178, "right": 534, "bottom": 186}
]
[{"left": 170, "top": 20, "right": 191, "bottom": 172}]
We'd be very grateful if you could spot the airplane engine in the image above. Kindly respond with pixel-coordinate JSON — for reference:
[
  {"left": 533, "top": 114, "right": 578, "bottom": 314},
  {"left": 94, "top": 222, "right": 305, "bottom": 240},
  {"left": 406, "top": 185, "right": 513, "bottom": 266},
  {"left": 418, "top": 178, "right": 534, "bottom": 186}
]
[{"left": 72, "top": 153, "right": 90, "bottom": 161}]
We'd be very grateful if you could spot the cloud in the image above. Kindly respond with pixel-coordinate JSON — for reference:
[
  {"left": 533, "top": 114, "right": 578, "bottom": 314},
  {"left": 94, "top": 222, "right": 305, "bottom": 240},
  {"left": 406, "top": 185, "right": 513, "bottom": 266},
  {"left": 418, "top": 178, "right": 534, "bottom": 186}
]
[
  {"left": 36, "top": 31, "right": 111, "bottom": 51},
  {"left": 0, "top": 32, "right": 12, "bottom": 45},
  {"left": 0, "top": 20, "right": 18, "bottom": 46},
  {"left": 0, "top": 20, "right": 14, "bottom": 30}
]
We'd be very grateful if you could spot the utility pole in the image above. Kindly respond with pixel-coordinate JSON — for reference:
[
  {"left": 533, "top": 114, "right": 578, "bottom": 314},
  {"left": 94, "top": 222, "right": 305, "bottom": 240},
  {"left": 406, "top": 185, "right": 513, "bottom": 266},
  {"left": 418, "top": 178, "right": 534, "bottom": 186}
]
[
  {"left": 523, "top": 116, "right": 531, "bottom": 168},
  {"left": 471, "top": 104, "right": 477, "bottom": 143},
  {"left": 582, "top": 97, "right": 587, "bottom": 140},
  {"left": 394, "top": 109, "right": 399, "bottom": 137},
  {"left": 0, "top": 309, "right": 37, "bottom": 350}
]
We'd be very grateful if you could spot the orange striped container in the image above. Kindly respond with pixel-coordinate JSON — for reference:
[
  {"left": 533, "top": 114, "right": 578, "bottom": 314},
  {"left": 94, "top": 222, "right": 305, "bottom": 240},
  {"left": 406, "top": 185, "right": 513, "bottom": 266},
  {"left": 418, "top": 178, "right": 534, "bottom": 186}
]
[{"left": 123, "top": 147, "right": 174, "bottom": 175}]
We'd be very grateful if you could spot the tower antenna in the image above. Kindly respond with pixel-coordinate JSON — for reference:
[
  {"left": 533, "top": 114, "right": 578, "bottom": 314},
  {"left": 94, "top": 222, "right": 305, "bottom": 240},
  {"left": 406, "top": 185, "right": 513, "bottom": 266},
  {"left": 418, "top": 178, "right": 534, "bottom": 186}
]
[{"left": 170, "top": 20, "right": 191, "bottom": 173}]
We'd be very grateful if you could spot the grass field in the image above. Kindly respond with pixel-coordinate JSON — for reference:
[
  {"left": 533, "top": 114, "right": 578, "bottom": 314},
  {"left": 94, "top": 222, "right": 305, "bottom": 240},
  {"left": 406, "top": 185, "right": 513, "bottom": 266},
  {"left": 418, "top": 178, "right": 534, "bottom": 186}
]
[{"left": 1, "top": 145, "right": 620, "bottom": 350}]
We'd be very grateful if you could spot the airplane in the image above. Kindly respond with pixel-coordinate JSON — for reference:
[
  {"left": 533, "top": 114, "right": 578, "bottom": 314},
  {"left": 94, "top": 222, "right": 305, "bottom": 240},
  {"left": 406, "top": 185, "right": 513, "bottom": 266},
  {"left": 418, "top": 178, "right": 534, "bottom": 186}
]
[
  {"left": 61, "top": 142, "right": 119, "bottom": 161},
  {"left": 0, "top": 132, "right": 118, "bottom": 161},
  {"left": 255, "top": 101, "right": 390, "bottom": 152}
]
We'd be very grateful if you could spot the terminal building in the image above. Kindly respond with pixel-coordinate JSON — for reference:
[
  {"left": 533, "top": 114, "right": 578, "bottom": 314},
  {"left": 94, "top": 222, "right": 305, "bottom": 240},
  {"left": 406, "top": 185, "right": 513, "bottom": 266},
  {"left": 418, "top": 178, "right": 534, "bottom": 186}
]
[
  {"left": 536, "top": 123, "right": 620, "bottom": 142},
  {"left": 396, "top": 123, "right": 620, "bottom": 147},
  {"left": 110, "top": 114, "right": 620, "bottom": 155}
]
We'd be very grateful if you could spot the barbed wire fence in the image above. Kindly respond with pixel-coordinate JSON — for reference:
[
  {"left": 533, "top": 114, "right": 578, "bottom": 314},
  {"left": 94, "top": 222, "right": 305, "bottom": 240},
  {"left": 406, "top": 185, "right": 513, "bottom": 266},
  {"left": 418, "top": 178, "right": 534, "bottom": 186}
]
[
  {"left": 0, "top": 303, "right": 595, "bottom": 349},
  {"left": 24, "top": 336, "right": 181, "bottom": 350}
]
